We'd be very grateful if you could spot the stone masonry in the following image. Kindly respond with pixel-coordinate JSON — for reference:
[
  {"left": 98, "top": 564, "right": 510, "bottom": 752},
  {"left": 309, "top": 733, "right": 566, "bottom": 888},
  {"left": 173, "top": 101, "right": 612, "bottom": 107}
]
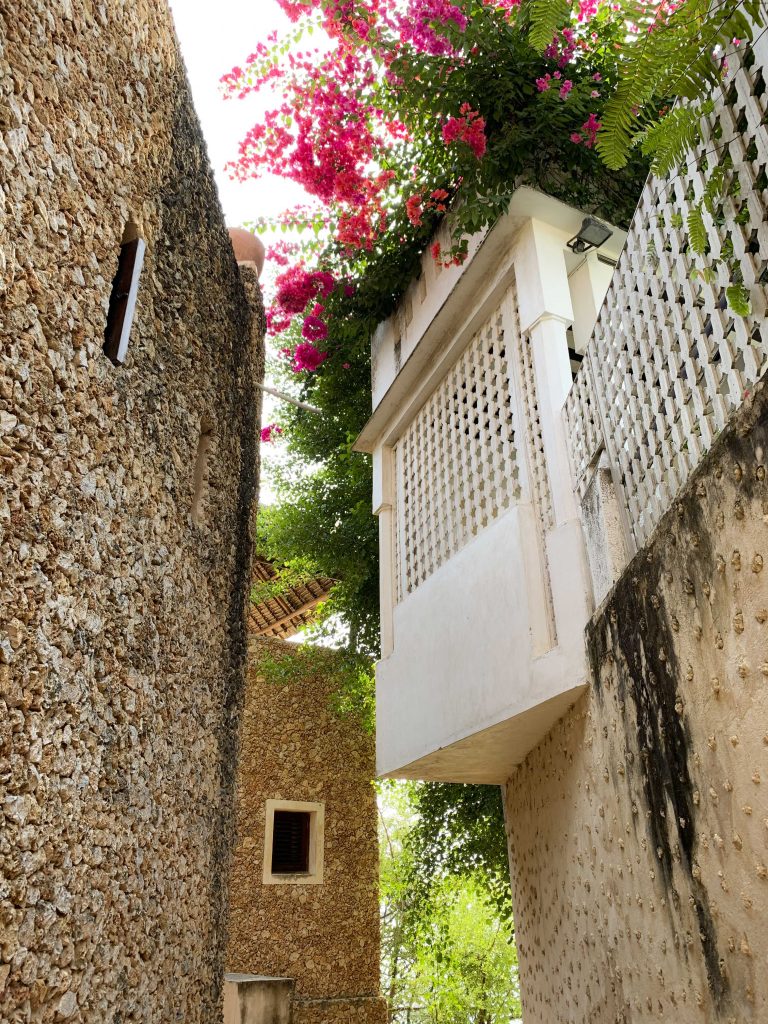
[
  {"left": 0, "top": 1, "right": 264, "bottom": 1020},
  {"left": 227, "top": 637, "right": 387, "bottom": 1024},
  {"left": 505, "top": 374, "right": 768, "bottom": 1024}
]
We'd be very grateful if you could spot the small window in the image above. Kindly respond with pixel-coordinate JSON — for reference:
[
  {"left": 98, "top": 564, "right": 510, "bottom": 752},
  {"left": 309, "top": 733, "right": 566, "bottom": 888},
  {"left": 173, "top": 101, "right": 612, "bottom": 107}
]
[
  {"left": 271, "top": 811, "right": 310, "bottom": 874},
  {"left": 263, "top": 799, "right": 324, "bottom": 885},
  {"left": 103, "top": 222, "right": 146, "bottom": 366}
]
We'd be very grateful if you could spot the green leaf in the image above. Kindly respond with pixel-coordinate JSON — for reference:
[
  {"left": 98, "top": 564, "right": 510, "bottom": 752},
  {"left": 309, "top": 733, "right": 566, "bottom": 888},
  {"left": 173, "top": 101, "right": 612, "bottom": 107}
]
[
  {"left": 687, "top": 205, "right": 707, "bottom": 256},
  {"left": 726, "top": 284, "right": 751, "bottom": 317}
]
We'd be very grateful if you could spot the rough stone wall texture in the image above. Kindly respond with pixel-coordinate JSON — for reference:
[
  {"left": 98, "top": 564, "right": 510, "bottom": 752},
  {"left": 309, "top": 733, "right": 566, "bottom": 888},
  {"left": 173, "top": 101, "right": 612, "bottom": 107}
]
[
  {"left": 227, "top": 637, "right": 387, "bottom": 1024},
  {"left": 0, "top": 2, "right": 264, "bottom": 1020},
  {"left": 504, "top": 375, "right": 768, "bottom": 1024}
]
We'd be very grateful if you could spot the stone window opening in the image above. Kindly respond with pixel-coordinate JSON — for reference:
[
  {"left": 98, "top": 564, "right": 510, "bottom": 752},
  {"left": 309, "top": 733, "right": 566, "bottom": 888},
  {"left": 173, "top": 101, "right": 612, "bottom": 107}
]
[
  {"left": 103, "top": 219, "right": 146, "bottom": 366},
  {"left": 191, "top": 419, "right": 215, "bottom": 526},
  {"left": 262, "top": 799, "right": 324, "bottom": 885}
]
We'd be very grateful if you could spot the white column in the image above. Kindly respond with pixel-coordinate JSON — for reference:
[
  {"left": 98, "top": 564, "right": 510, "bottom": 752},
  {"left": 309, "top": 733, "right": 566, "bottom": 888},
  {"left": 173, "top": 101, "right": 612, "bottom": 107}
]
[
  {"left": 372, "top": 444, "right": 396, "bottom": 658},
  {"left": 515, "top": 219, "right": 595, "bottom": 646},
  {"left": 528, "top": 312, "right": 579, "bottom": 526}
]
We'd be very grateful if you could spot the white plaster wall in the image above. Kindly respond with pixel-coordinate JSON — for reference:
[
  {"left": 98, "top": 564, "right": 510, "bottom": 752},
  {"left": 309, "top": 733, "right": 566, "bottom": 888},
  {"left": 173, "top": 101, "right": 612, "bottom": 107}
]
[{"left": 376, "top": 508, "right": 586, "bottom": 781}]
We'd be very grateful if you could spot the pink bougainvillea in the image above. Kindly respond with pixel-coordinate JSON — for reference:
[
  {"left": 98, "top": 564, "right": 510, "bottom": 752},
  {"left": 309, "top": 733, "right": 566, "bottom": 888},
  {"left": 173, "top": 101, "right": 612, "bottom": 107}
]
[
  {"left": 301, "top": 313, "right": 329, "bottom": 342},
  {"left": 292, "top": 342, "right": 328, "bottom": 373},
  {"left": 570, "top": 112, "right": 601, "bottom": 148},
  {"left": 406, "top": 193, "right": 424, "bottom": 225},
  {"left": 441, "top": 103, "right": 487, "bottom": 159},
  {"left": 260, "top": 423, "right": 284, "bottom": 443}
]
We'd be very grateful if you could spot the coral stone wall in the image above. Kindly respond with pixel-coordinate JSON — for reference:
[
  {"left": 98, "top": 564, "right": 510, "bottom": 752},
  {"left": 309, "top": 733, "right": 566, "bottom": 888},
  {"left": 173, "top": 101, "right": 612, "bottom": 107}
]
[
  {"left": 227, "top": 638, "right": 387, "bottom": 1024},
  {"left": 0, "top": 2, "right": 264, "bottom": 1020},
  {"left": 504, "top": 377, "right": 768, "bottom": 1023}
]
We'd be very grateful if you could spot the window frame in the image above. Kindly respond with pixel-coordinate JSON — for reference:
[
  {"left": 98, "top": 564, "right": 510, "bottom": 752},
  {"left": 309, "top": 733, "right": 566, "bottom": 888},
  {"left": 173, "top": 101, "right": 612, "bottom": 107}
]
[{"left": 262, "top": 799, "right": 325, "bottom": 885}]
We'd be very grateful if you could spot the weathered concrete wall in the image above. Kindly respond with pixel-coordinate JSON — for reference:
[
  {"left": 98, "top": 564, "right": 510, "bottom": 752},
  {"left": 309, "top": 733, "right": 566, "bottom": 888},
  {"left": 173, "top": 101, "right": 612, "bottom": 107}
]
[
  {"left": 0, "top": 1, "right": 264, "bottom": 1020},
  {"left": 227, "top": 638, "right": 387, "bottom": 1024},
  {"left": 504, "top": 377, "right": 768, "bottom": 1023}
]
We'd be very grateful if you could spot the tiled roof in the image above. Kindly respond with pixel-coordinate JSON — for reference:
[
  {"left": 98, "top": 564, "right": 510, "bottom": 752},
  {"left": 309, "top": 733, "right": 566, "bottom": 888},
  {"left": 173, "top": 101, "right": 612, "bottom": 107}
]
[{"left": 247, "top": 558, "right": 335, "bottom": 639}]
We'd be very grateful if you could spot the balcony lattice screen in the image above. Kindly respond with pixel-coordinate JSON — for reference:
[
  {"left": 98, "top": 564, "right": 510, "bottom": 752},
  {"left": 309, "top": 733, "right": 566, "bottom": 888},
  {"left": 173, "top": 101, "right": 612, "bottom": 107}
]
[
  {"left": 394, "top": 296, "right": 522, "bottom": 601},
  {"left": 564, "top": 40, "right": 768, "bottom": 545}
]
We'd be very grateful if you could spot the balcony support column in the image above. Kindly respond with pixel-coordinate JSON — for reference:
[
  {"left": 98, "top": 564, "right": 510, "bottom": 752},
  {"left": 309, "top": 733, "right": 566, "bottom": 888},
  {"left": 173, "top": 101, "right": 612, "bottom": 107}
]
[
  {"left": 515, "top": 219, "right": 595, "bottom": 636},
  {"left": 372, "top": 444, "right": 396, "bottom": 658}
]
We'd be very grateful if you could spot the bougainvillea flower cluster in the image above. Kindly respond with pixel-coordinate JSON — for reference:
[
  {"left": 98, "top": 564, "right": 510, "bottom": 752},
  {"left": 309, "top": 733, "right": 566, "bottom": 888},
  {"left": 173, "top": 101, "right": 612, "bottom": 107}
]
[
  {"left": 441, "top": 103, "right": 487, "bottom": 159},
  {"left": 260, "top": 423, "right": 284, "bottom": 443},
  {"left": 223, "top": 0, "right": 638, "bottom": 373}
]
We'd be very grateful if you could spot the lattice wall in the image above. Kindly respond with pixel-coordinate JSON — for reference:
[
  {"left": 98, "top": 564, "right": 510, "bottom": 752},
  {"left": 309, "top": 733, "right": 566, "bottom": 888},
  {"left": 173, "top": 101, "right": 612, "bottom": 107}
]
[
  {"left": 565, "top": 37, "right": 768, "bottom": 545},
  {"left": 395, "top": 300, "right": 521, "bottom": 599}
]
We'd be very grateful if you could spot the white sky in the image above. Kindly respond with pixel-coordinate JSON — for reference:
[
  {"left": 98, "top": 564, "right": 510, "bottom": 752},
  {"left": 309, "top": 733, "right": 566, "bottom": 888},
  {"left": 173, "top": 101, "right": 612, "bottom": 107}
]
[
  {"left": 168, "top": 0, "right": 309, "bottom": 227},
  {"left": 169, "top": 0, "right": 315, "bottom": 505}
]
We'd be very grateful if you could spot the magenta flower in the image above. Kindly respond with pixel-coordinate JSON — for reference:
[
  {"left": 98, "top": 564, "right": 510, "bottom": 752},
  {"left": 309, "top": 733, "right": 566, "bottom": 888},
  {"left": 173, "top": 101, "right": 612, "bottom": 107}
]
[
  {"left": 302, "top": 314, "right": 329, "bottom": 342},
  {"left": 292, "top": 342, "right": 328, "bottom": 373},
  {"left": 260, "top": 423, "right": 283, "bottom": 443}
]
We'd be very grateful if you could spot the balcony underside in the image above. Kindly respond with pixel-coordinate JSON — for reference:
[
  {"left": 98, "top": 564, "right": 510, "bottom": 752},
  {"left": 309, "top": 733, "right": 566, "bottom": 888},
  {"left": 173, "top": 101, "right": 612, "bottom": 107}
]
[{"left": 380, "top": 683, "right": 586, "bottom": 784}]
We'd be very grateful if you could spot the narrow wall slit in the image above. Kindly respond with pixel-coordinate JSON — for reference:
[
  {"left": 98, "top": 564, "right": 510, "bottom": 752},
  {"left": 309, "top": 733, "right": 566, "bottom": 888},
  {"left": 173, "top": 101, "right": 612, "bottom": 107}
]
[
  {"left": 103, "top": 219, "right": 145, "bottom": 366},
  {"left": 192, "top": 421, "right": 214, "bottom": 525}
]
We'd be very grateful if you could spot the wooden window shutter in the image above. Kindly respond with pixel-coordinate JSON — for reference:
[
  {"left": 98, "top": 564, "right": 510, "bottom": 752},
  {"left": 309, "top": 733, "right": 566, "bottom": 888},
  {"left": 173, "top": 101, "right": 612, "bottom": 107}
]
[
  {"left": 103, "top": 237, "right": 146, "bottom": 366},
  {"left": 271, "top": 810, "right": 311, "bottom": 874}
]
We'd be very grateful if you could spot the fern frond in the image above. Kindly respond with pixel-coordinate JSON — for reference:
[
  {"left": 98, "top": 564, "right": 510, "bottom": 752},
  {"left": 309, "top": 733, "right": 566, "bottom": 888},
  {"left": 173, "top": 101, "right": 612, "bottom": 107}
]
[
  {"left": 726, "top": 284, "right": 751, "bottom": 317},
  {"left": 637, "top": 100, "right": 714, "bottom": 177},
  {"left": 527, "top": 0, "right": 571, "bottom": 51},
  {"left": 701, "top": 164, "right": 726, "bottom": 215},
  {"left": 687, "top": 205, "right": 707, "bottom": 256}
]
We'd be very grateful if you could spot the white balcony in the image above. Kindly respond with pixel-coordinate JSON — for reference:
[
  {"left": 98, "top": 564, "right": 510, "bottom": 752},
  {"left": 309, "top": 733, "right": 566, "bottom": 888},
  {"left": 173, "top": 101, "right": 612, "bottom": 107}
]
[
  {"left": 357, "top": 31, "right": 768, "bottom": 784},
  {"left": 355, "top": 187, "right": 626, "bottom": 782}
]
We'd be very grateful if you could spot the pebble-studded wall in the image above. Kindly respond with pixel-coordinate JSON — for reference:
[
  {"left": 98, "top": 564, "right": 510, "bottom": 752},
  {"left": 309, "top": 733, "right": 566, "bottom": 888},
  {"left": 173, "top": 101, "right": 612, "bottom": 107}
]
[
  {"left": 227, "top": 637, "right": 387, "bottom": 1024},
  {"left": 0, "top": 1, "right": 264, "bottom": 1019},
  {"left": 504, "top": 376, "right": 768, "bottom": 1023}
]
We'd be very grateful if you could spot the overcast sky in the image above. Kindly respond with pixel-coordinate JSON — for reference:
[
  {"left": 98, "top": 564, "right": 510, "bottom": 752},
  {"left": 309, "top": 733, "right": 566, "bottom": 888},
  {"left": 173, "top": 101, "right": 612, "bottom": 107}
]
[{"left": 169, "top": 0, "right": 308, "bottom": 228}]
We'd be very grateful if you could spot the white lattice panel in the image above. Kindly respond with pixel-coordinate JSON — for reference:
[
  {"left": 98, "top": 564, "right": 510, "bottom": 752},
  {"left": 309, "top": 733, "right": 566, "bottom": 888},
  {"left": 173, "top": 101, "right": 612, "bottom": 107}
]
[
  {"left": 563, "top": 357, "right": 603, "bottom": 499},
  {"left": 395, "top": 302, "right": 521, "bottom": 599},
  {"left": 566, "top": 38, "right": 768, "bottom": 545},
  {"left": 515, "top": 317, "right": 554, "bottom": 532}
]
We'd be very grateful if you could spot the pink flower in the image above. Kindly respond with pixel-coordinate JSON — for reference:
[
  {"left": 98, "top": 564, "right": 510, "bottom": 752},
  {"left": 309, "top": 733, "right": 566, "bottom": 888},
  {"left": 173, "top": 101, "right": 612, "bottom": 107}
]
[
  {"left": 301, "top": 314, "right": 329, "bottom": 342},
  {"left": 580, "top": 112, "right": 601, "bottom": 148},
  {"left": 431, "top": 241, "right": 442, "bottom": 261},
  {"left": 406, "top": 193, "right": 424, "bottom": 226},
  {"left": 536, "top": 75, "right": 551, "bottom": 92},
  {"left": 570, "top": 132, "right": 583, "bottom": 144},
  {"left": 441, "top": 104, "right": 486, "bottom": 160},
  {"left": 559, "top": 80, "right": 573, "bottom": 98},
  {"left": 292, "top": 342, "right": 328, "bottom": 373},
  {"left": 260, "top": 423, "right": 283, "bottom": 443}
]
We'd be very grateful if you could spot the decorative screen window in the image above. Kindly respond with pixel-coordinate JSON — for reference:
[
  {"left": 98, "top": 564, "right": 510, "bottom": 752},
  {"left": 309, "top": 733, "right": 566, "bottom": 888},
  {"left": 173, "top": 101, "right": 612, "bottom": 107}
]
[
  {"left": 394, "top": 298, "right": 521, "bottom": 600},
  {"left": 262, "top": 799, "right": 324, "bottom": 885}
]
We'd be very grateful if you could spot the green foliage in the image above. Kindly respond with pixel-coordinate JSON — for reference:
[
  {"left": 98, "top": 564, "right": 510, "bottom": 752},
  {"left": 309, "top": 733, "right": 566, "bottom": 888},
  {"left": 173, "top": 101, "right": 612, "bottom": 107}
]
[
  {"left": 686, "top": 204, "right": 708, "bottom": 255},
  {"left": 406, "top": 783, "right": 512, "bottom": 914},
  {"left": 250, "top": 555, "right": 323, "bottom": 605},
  {"left": 527, "top": 0, "right": 571, "bottom": 50},
  {"left": 585, "top": 0, "right": 759, "bottom": 171},
  {"left": 726, "top": 283, "right": 752, "bottom": 317},
  {"left": 637, "top": 100, "right": 714, "bottom": 177},
  {"left": 258, "top": 643, "right": 376, "bottom": 732},
  {"left": 379, "top": 782, "right": 520, "bottom": 1024}
]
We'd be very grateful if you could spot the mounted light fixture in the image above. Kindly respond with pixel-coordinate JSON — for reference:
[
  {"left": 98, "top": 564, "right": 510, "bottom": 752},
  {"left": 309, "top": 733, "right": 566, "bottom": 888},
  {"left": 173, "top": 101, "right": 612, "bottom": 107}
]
[{"left": 567, "top": 216, "right": 613, "bottom": 254}]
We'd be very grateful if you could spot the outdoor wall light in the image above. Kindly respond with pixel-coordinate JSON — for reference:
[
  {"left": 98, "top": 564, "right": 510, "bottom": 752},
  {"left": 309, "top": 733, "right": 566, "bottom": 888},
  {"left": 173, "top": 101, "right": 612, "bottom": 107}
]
[{"left": 567, "top": 216, "right": 613, "bottom": 254}]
